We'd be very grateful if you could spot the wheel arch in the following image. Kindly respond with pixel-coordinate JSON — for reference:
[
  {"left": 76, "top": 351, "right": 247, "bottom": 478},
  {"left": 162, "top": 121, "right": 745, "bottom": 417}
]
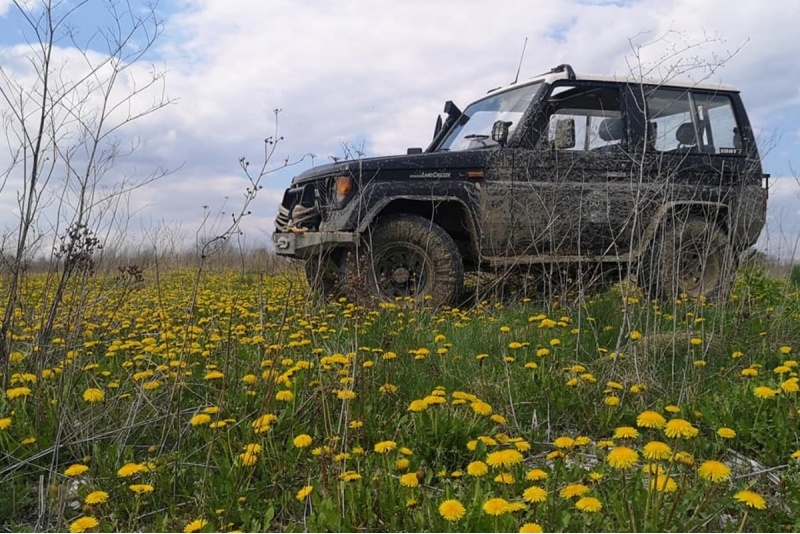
[
  {"left": 633, "top": 201, "right": 730, "bottom": 260},
  {"left": 356, "top": 196, "right": 480, "bottom": 265}
]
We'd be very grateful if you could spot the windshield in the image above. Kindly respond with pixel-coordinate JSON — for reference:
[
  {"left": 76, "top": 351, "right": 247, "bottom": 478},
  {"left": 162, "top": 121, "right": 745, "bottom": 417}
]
[{"left": 437, "top": 82, "right": 541, "bottom": 151}]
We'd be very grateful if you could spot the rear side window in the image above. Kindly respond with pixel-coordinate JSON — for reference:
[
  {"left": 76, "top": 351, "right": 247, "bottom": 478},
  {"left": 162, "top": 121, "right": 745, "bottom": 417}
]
[{"left": 645, "top": 88, "right": 741, "bottom": 155}]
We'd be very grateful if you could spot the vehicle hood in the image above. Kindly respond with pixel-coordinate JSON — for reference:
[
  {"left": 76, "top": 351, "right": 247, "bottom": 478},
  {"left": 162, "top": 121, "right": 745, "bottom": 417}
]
[{"left": 290, "top": 151, "right": 491, "bottom": 185}]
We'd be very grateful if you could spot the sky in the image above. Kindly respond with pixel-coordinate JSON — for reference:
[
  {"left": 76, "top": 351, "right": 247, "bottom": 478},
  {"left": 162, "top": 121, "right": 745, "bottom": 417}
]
[{"left": 0, "top": 0, "right": 799, "bottom": 259}]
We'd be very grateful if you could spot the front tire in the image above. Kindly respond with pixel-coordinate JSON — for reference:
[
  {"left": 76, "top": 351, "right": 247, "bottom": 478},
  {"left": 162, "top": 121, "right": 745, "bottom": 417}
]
[
  {"left": 365, "top": 214, "right": 463, "bottom": 306},
  {"left": 305, "top": 249, "right": 344, "bottom": 298}
]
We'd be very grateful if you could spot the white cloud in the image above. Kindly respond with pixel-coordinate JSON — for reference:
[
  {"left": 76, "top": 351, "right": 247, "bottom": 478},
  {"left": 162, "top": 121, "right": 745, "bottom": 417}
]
[{"left": 1, "top": 0, "right": 800, "bottom": 257}]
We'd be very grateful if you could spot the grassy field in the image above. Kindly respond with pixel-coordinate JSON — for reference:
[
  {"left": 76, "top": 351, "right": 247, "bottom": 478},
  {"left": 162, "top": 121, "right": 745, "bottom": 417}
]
[{"left": 1, "top": 265, "right": 800, "bottom": 532}]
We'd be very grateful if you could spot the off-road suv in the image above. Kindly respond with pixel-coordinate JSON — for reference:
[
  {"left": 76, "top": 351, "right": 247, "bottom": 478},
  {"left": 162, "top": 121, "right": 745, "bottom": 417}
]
[{"left": 273, "top": 64, "right": 768, "bottom": 305}]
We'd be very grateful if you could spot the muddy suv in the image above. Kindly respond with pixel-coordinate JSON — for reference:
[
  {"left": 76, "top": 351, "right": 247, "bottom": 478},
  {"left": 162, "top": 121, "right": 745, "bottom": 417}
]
[{"left": 273, "top": 64, "right": 768, "bottom": 305}]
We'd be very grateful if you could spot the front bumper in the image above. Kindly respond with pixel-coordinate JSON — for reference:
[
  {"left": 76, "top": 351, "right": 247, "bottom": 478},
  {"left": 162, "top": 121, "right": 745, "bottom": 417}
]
[{"left": 272, "top": 231, "right": 359, "bottom": 259}]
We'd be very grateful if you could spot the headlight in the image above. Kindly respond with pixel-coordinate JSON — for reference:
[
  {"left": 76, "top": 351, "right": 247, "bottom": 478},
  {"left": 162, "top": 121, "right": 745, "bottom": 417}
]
[{"left": 334, "top": 176, "right": 353, "bottom": 203}]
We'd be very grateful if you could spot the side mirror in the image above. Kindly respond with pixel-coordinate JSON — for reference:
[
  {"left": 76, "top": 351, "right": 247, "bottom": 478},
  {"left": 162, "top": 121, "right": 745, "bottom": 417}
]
[
  {"left": 407, "top": 147, "right": 423, "bottom": 155},
  {"left": 554, "top": 118, "right": 575, "bottom": 150},
  {"left": 491, "top": 120, "right": 512, "bottom": 146}
]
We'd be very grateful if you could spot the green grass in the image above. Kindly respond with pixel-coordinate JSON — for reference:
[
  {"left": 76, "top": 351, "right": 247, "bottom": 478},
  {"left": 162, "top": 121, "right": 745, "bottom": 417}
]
[{"left": 1, "top": 267, "right": 799, "bottom": 532}]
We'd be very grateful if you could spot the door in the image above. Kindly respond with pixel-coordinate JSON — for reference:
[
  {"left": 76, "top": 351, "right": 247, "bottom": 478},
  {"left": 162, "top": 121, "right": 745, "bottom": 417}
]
[{"left": 511, "top": 82, "right": 633, "bottom": 258}]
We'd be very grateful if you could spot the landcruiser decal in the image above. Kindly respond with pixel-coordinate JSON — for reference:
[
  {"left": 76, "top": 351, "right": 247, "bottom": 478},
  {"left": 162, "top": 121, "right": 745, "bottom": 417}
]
[{"left": 409, "top": 171, "right": 451, "bottom": 179}]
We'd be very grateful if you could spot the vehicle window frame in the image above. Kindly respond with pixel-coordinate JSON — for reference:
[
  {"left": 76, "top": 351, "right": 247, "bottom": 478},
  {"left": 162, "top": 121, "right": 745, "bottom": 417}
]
[
  {"left": 643, "top": 86, "right": 744, "bottom": 157},
  {"left": 530, "top": 81, "right": 627, "bottom": 152}
]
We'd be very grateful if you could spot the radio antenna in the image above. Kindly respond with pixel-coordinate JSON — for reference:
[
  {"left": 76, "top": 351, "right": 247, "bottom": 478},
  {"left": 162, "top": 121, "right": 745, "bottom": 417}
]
[{"left": 512, "top": 37, "right": 528, "bottom": 84}]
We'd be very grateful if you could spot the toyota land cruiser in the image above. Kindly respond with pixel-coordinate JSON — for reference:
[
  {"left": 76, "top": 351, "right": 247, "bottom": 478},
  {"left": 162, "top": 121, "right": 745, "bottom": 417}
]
[{"left": 273, "top": 64, "right": 768, "bottom": 305}]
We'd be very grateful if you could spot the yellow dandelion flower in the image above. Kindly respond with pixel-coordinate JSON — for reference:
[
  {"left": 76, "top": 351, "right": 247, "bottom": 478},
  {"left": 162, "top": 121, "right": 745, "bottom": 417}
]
[
  {"left": 251, "top": 413, "right": 277, "bottom": 433},
  {"left": 560, "top": 483, "right": 590, "bottom": 499},
  {"left": 717, "top": 427, "right": 736, "bottom": 439},
  {"left": 483, "top": 497, "right": 510, "bottom": 516},
  {"left": 630, "top": 330, "right": 642, "bottom": 340},
  {"left": 553, "top": 436, "right": 575, "bottom": 449},
  {"left": 779, "top": 345, "right": 792, "bottom": 354},
  {"left": 741, "top": 368, "right": 758, "bottom": 377},
  {"left": 293, "top": 434, "right": 313, "bottom": 448},
  {"left": 782, "top": 377, "right": 799, "bottom": 394},
  {"left": 69, "top": 516, "right": 99, "bottom": 533},
  {"left": 374, "top": 440, "right": 397, "bottom": 454},
  {"left": 754, "top": 386, "right": 779, "bottom": 400},
  {"left": 339, "top": 471, "right": 361, "bottom": 482},
  {"left": 471, "top": 401, "right": 493, "bottom": 415},
  {"left": 791, "top": 450, "right": 800, "bottom": 460},
  {"left": 467, "top": 461, "right": 489, "bottom": 477},
  {"left": 613, "top": 426, "right": 639, "bottom": 439},
  {"left": 575, "top": 496, "right": 602, "bottom": 513},
  {"left": 82, "top": 388, "right": 104, "bottom": 403},
  {"left": 664, "top": 418, "right": 698, "bottom": 439},
  {"left": 636, "top": 410, "right": 666, "bottom": 429},
  {"left": 84, "top": 491, "right": 108, "bottom": 505},
  {"left": 275, "top": 390, "right": 293, "bottom": 402},
  {"left": 494, "top": 472, "right": 515, "bottom": 484},
  {"left": 519, "top": 522, "right": 544, "bottom": 533},
  {"left": 64, "top": 464, "right": 89, "bottom": 477},
  {"left": 642, "top": 441, "right": 672, "bottom": 461},
  {"left": 734, "top": 489, "right": 767, "bottom": 510},
  {"left": 508, "top": 341, "right": 523, "bottom": 350},
  {"left": 204, "top": 370, "right": 224, "bottom": 380},
  {"left": 526, "top": 468, "right": 548, "bottom": 481},
  {"left": 395, "top": 458, "right": 410, "bottom": 471},
  {"left": 129, "top": 484, "right": 154, "bottom": 495},
  {"left": 607, "top": 447, "right": 639, "bottom": 469},
  {"left": 117, "top": 462, "right": 148, "bottom": 478},
  {"left": 502, "top": 502, "right": 524, "bottom": 513},
  {"left": 604, "top": 396, "right": 620, "bottom": 407},
  {"left": 697, "top": 460, "right": 731, "bottom": 483},
  {"left": 5, "top": 387, "right": 31, "bottom": 400},
  {"left": 523, "top": 485, "right": 547, "bottom": 503},
  {"left": 336, "top": 389, "right": 356, "bottom": 400},
  {"left": 296, "top": 485, "right": 313, "bottom": 501},
  {"left": 0, "top": 417, "right": 11, "bottom": 430},
  {"left": 438, "top": 499, "right": 466, "bottom": 522},
  {"left": 650, "top": 474, "right": 677, "bottom": 493},
  {"left": 183, "top": 519, "right": 207, "bottom": 533},
  {"left": 408, "top": 399, "right": 428, "bottom": 412},
  {"left": 188, "top": 413, "right": 213, "bottom": 428},
  {"left": 399, "top": 472, "right": 419, "bottom": 488},
  {"left": 486, "top": 449, "right": 523, "bottom": 469},
  {"left": 673, "top": 451, "right": 695, "bottom": 466},
  {"left": 536, "top": 348, "right": 550, "bottom": 357}
]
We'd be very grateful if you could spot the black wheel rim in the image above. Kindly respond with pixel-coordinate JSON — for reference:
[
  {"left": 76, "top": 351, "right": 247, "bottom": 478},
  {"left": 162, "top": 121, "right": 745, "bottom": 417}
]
[{"left": 373, "top": 244, "right": 431, "bottom": 299}]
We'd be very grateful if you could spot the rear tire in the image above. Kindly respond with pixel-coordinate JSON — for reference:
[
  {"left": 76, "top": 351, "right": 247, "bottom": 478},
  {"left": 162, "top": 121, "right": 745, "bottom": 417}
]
[
  {"left": 365, "top": 214, "right": 463, "bottom": 306},
  {"left": 642, "top": 217, "right": 733, "bottom": 301}
]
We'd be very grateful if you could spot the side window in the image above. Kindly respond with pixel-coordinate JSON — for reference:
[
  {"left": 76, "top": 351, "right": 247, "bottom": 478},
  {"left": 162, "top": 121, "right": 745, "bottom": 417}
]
[
  {"left": 646, "top": 88, "right": 741, "bottom": 155},
  {"left": 543, "top": 84, "right": 623, "bottom": 151}
]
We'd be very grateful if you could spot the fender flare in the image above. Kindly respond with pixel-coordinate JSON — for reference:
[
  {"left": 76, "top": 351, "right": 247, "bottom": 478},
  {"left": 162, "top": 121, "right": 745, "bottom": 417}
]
[
  {"left": 632, "top": 201, "right": 730, "bottom": 259},
  {"left": 356, "top": 194, "right": 480, "bottom": 258}
]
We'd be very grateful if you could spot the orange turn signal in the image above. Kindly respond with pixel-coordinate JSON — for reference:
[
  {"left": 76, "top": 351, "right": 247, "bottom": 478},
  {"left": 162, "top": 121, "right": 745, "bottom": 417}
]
[
  {"left": 467, "top": 170, "right": 485, "bottom": 179},
  {"left": 336, "top": 176, "right": 353, "bottom": 196}
]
